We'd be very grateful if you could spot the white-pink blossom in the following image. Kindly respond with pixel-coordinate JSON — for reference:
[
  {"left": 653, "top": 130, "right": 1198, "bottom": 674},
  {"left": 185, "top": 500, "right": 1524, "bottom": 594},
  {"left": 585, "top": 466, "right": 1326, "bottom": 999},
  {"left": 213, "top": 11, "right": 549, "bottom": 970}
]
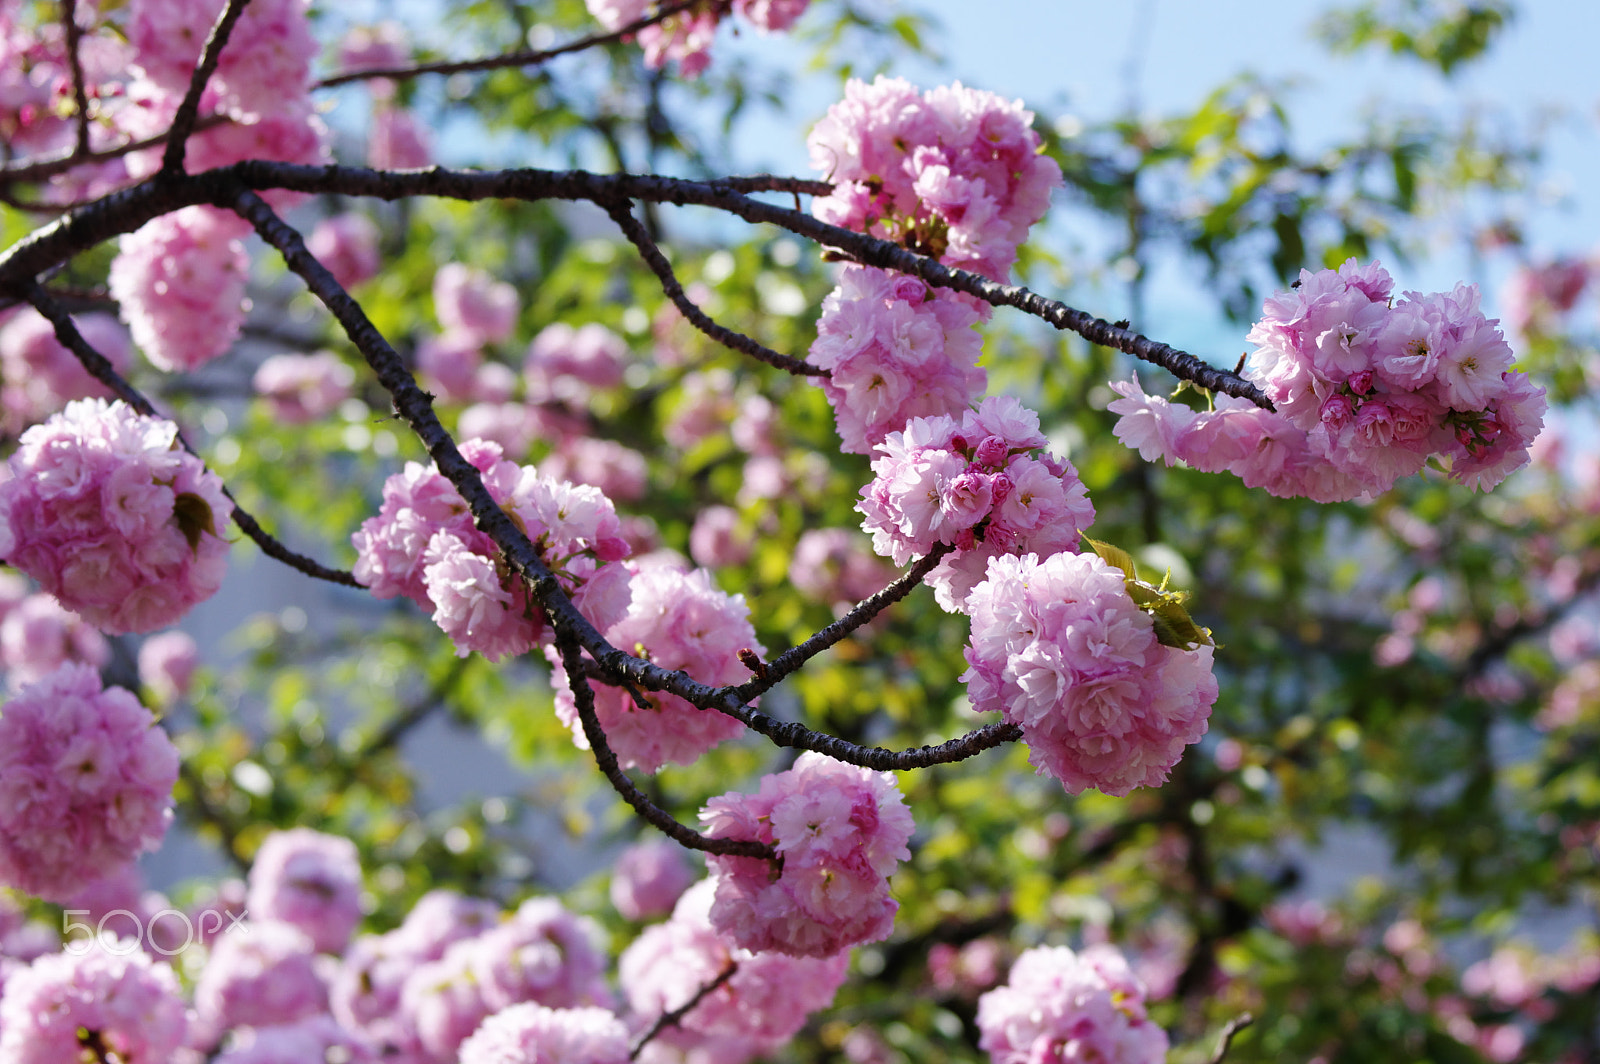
[{"left": 435, "top": 264, "right": 519, "bottom": 347}]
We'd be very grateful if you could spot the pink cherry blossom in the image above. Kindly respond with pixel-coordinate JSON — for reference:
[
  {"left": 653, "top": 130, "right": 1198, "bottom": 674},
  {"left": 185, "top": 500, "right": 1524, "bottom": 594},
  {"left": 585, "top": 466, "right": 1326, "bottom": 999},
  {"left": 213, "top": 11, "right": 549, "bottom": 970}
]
[
  {"left": 253, "top": 351, "right": 356, "bottom": 424},
  {"left": 307, "top": 213, "right": 383, "bottom": 290},
  {"left": 553, "top": 564, "right": 757, "bottom": 773},
  {"left": 0, "top": 935, "right": 187, "bottom": 1064},
  {"left": 619, "top": 878, "right": 850, "bottom": 1061},
  {"left": 1108, "top": 260, "right": 1546, "bottom": 499},
  {"left": 810, "top": 265, "right": 986, "bottom": 455},
  {"left": 962, "top": 551, "right": 1217, "bottom": 796},
  {"left": 857, "top": 398, "right": 1095, "bottom": 610},
  {"left": 247, "top": 828, "right": 364, "bottom": 955},
  {"left": 435, "top": 263, "right": 519, "bottom": 346},
  {"left": 352, "top": 439, "right": 633, "bottom": 661},
  {"left": 0, "top": 592, "right": 108, "bottom": 689},
  {"left": 109, "top": 206, "right": 250, "bottom": 373},
  {"left": 192, "top": 920, "right": 329, "bottom": 1043},
  {"left": 976, "top": 944, "right": 1168, "bottom": 1064},
  {"left": 0, "top": 398, "right": 233, "bottom": 633},
  {"left": 0, "top": 663, "right": 178, "bottom": 902},
  {"left": 458, "top": 1003, "right": 629, "bottom": 1064},
  {"left": 610, "top": 840, "right": 696, "bottom": 922},
  {"left": 701, "top": 752, "right": 914, "bottom": 957},
  {"left": 809, "top": 77, "right": 1061, "bottom": 283},
  {"left": 0, "top": 309, "right": 132, "bottom": 432}
]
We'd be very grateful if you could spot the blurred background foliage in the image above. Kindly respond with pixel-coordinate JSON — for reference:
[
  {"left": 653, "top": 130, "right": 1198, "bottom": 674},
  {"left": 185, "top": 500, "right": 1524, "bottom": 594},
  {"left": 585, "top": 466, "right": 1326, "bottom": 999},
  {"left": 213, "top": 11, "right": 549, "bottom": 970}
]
[{"left": 7, "top": 0, "right": 1600, "bottom": 1060}]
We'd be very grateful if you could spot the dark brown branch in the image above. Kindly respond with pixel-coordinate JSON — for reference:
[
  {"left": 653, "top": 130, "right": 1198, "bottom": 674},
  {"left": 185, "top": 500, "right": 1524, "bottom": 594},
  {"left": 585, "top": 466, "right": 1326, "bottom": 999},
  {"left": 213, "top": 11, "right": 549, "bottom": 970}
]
[
  {"left": 61, "top": 0, "right": 91, "bottom": 158},
  {"left": 20, "top": 284, "right": 362, "bottom": 588},
  {"left": 0, "top": 117, "right": 229, "bottom": 185},
  {"left": 225, "top": 182, "right": 1018, "bottom": 776},
  {"left": 629, "top": 958, "right": 738, "bottom": 1060},
  {"left": 734, "top": 543, "right": 953, "bottom": 701},
  {"left": 709, "top": 174, "right": 834, "bottom": 196},
  {"left": 0, "top": 164, "right": 1270, "bottom": 406},
  {"left": 161, "top": 0, "right": 252, "bottom": 175},
  {"left": 603, "top": 197, "right": 826, "bottom": 377},
  {"left": 555, "top": 633, "right": 777, "bottom": 861},
  {"left": 314, "top": 0, "right": 703, "bottom": 88}
]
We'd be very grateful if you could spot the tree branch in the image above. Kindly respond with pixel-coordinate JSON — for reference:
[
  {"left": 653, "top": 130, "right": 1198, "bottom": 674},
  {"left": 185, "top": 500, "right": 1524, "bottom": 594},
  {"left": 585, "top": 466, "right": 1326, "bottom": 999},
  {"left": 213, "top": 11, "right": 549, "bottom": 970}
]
[
  {"left": 60, "top": 0, "right": 92, "bottom": 158},
  {"left": 226, "top": 182, "right": 1021, "bottom": 776},
  {"left": 1209, "top": 1012, "right": 1255, "bottom": 1064},
  {"left": 555, "top": 633, "right": 777, "bottom": 861},
  {"left": 629, "top": 958, "right": 738, "bottom": 1060},
  {"left": 161, "top": 0, "right": 251, "bottom": 176},
  {"left": 733, "top": 543, "right": 954, "bottom": 701},
  {"left": 0, "top": 163, "right": 1272, "bottom": 407},
  {"left": 20, "top": 284, "right": 362, "bottom": 588},
  {"left": 603, "top": 196, "right": 826, "bottom": 377}
]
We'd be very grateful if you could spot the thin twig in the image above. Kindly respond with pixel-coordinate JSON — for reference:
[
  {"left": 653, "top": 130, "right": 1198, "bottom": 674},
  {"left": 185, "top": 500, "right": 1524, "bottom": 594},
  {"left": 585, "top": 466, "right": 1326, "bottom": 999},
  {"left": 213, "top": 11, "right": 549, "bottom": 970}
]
[
  {"left": 21, "top": 285, "right": 361, "bottom": 588},
  {"left": 1208, "top": 1013, "right": 1255, "bottom": 1064},
  {"left": 604, "top": 197, "right": 825, "bottom": 377},
  {"left": 556, "top": 633, "right": 777, "bottom": 861},
  {"left": 734, "top": 543, "right": 954, "bottom": 701},
  {"left": 60, "top": 0, "right": 91, "bottom": 158},
  {"left": 629, "top": 958, "right": 738, "bottom": 1060},
  {"left": 708, "top": 174, "right": 834, "bottom": 196},
  {"left": 161, "top": 0, "right": 252, "bottom": 176},
  {"left": 0, "top": 117, "right": 229, "bottom": 185},
  {"left": 314, "top": 0, "right": 704, "bottom": 88}
]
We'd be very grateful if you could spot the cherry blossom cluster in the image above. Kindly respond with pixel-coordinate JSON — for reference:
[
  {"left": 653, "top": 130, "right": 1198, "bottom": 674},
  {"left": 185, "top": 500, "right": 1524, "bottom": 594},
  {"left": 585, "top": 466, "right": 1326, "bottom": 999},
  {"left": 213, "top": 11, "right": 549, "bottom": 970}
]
[
  {"left": 857, "top": 396, "right": 1096, "bottom": 611},
  {"left": 247, "top": 829, "right": 364, "bottom": 955},
  {"left": 963, "top": 551, "right": 1218, "bottom": 796},
  {"left": 0, "top": 309, "right": 132, "bottom": 433},
  {"left": 975, "top": 944, "right": 1169, "bottom": 1064},
  {"left": 0, "top": 663, "right": 180, "bottom": 903},
  {"left": 808, "top": 76, "right": 1063, "bottom": 283},
  {"left": 459, "top": 1003, "right": 629, "bottom": 1064},
  {"left": 0, "top": 398, "right": 233, "bottom": 634},
  {"left": 551, "top": 562, "right": 760, "bottom": 773},
  {"left": 107, "top": 206, "right": 252, "bottom": 374},
  {"left": 352, "top": 439, "right": 633, "bottom": 662},
  {"left": 337, "top": 895, "right": 611, "bottom": 1061},
  {"left": 0, "top": 585, "right": 109, "bottom": 689},
  {"left": 809, "top": 265, "right": 988, "bottom": 455},
  {"left": 586, "top": 0, "right": 811, "bottom": 78},
  {"left": 0, "top": 935, "right": 188, "bottom": 1064},
  {"left": 252, "top": 352, "right": 356, "bottom": 424},
  {"left": 621, "top": 878, "right": 851, "bottom": 1063},
  {"left": 1108, "top": 260, "right": 1547, "bottom": 500},
  {"left": 700, "top": 752, "right": 915, "bottom": 958}
]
